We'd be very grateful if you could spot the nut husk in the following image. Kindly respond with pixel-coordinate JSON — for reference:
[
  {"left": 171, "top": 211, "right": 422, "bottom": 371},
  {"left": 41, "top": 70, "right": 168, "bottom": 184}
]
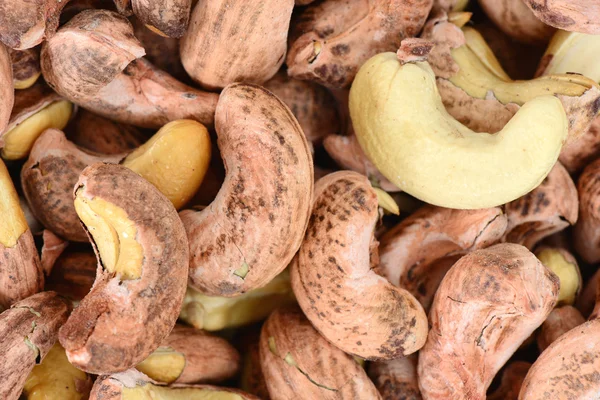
[{"left": 0, "top": 43, "right": 13, "bottom": 133}]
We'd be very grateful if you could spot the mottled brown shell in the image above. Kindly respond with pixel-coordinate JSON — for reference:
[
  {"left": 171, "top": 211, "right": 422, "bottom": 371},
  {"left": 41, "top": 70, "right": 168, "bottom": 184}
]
[
  {"left": 0, "top": 44, "right": 13, "bottom": 133},
  {"left": 59, "top": 163, "right": 189, "bottom": 374},
  {"left": 9, "top": 47, "right": 40, "bottom": 88},
  {"left": 259, "top": 306, "right": 381, "bottom": 400},
  {"left": 577, "top": 269, "right": 600, "bottom": 319},
  {"left": 180, "top": 83, "right": 313, "bottom": 296},
  {"left": 291, "top": 171, "right": 428, "bottom": 360},
  {"left": 503, "top": 162, "right": 578, "bottom": 250},
  {"left": 537, "top": 306, "right": 585, "bottom": 352},
  {"left": 21, "top": 129, "right": 121, "bottom": 242},
  {"left": 574, "top": 158, "right": 600, "bottom": 263},
  {"left": 264, "top": 70, "right": 340, "bottom": 144},
  {"left": 418, "top": 244, "right": 559, "bottom": 400},
  {"left": 368, "top": 355, "right": 421, "bottom": 400},
  {"left": 287, "top": 0, "right": 432, "bottom": 89},
  {"left": 131, "top": 0, "right": 191, "bottom": 38},
  {"left": 559, "top": 115, "right": 600, "bottom": 174},
  {"left": 523, "top": 0, "right": 600, "bottom": 34},
  {"left": 487, "top": 361, "right": 531, "bottom": 400},
  {"left": 239, "top": 330, "right": 270, "bottom": 400},
  {"left": 519, "top": 318, "right": 600, "bottom": 399},
  {"left": 45, "top": 250, "right": 96, "bottom": 302},
  {"left": 40, "top": 229, "right": 69, "bottom": 276},
  {"left": 180, "top": 0, "right": 294, "bottom": 90},
  {"left": 0, "top": 291, "right": 71, "bottom": 400},
  {"left": 378, "top": 205, "right": 507, "bottom": 312}
]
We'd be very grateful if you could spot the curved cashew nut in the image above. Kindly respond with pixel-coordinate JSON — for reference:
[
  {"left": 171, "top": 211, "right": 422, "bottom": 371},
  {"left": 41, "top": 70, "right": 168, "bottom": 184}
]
[
  {"left": 59, "top": 163, "right": 189, "bottom": 374},
  {"left": 180, "top": 83, "right": 313, "bottom": 297},
  {"left": 291, "top": 171, "right": 428, "bottom": 360},
  {"left": 523, "top": 0, "right": 600, "bottom": 34}
]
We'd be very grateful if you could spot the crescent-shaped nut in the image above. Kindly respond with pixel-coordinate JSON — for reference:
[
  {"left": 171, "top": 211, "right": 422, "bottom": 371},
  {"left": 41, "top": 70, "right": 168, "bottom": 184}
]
[
  {"left": 519, "top": 318, "right": 600, "bottom": 399},
  {"left": 523, "top": 0, "right": 600, "bottom": 34},
  {"left": 89, "top": 369, "right": 259, "bottom": 400},
  {"left": 259, "top": 306, "right": 381, "bottom": 399},
  {"left": 537, "top": 30, "right": 600, "bottom": 82},
  {"left": 0, "top": 159, "right": 44, "bottom": 309},
  {"left": 136, "top": 325, "right": 240, "bottom": 384},
  {"left": 286, "top": 0, "right": 433, "bottom": 89},
  {"left": 180, "top": 83, "right": 313, "bottom": 297},
  {"left": 487, "top": 361, "right": 531, "bottom": 400},
  {"left": 291, "top": 171, "right": 428, "bottom": 360},
  {"left": 378, "top": 205, "right": 507, "bottom": 312},
  {"left": 368, "top": 355, "right": 421, "bottom": 400},
  {"left": 10, "top": 47, "right": 41, "bottom": 89},
  {"left": 418, "top": 243, "right": 559, "bottom": 400},
  {"left": 349, "top": 52, "right": 569, "bottom": 209},
  {"left": 131, "top": 0, "right": 191, "bottom": 38},
  {"left": 59, "top": 163, "right": 189, "bottom": 374},
  {"left": 574, "top": 158, "right": 600, "bottom": 263},
  {"left": 537, "top": 305, "right": 585, "bottom": 352},
  {"left": 180, "top": 0, "right": 293, "bottom": 90},
  {"left": 0, "top": 291, "right": 71, "bottom": 400},
  {"left": 502, "top": 162, "right": 578, "bottom": 250},
  {"left": 0, "top": 44, "right": 14, "bottom": 133}
]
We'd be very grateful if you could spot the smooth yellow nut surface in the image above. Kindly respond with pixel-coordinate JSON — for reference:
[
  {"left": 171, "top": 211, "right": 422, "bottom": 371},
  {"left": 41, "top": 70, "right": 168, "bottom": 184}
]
[
  {"left": 136, "top": 347, "right": 186, "bottom": 384},
  {"left": 349, "top": 53, "right": 569, "bottom": 209},
  {"left": 122, "top": 384, "right": 243, "bottom": 400},
  {"left": 462, "top": 26, "right": 511, "bottom": 81},
  {"left": 14, "top": 72, "right": 41, "bottom": 90},
  {"left": 0, "top": 159, "right": 28, "bottom": 247},
  {"left": 541, "top": 30, "right": 600, "bottom": 82},
  {"left": 536, "top": 248, "right": 580, "bottom": 305},
  {"left": 373, "top": 187, "right": 400, "bottom": 215}
]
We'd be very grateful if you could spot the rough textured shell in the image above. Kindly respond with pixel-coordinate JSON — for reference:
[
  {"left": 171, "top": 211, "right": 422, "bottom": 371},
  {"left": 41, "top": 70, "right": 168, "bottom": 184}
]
[
  {"left": 180, "top": 83, "right": 313, "bottom": 296},
  {"left": 559, "top": 115, "right": 600, "bottom": 173},
  {"left": 523, "top": 0, "right": 600, "bottom": 34},
  {"left": 368, "top": 355, "right": 421, "bottom": 400},
  {"left": 0, "top": 44, "right": 13, "bottom": 132},
  {"left": 573, "top": 158, "right": 600, "bottom": 263},
  {"left": 291, "top": 171, "right": 428, "bottom": 360},
  {"left": 132, "top": 0, "right": 191, "bottom": 38}
]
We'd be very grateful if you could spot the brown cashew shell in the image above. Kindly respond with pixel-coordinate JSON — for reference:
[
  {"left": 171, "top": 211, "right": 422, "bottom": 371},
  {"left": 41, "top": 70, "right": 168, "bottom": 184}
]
[
  {"left": 519, "top": 318, "right": 600, "bottom": 399},
  {"left": 0, "top": 291, "right": 71, "bottom": 400},
  {"left": 131, "top": 0, "right": 191, "bottom": 38},
  {"left": 59, "top": 163, "right": 189, "bottom": 374},
  {"left": 180, "top": 0, "right": 294, "bottom": 90},
  {"left": 378, "top": 205, "right": 507, "bottom": 312},
  {"left": 40, "top": 229, "right": 69, "bottom": 276},
  {"left": 487, "top": 361, "right": 531, "bottom": 400},
  {"left": 291, "top": 171, "right": 428, "bottom": 360},
  {"left": 523, "top": 1, "right": 600, "bottom": 34},
  {"left": 287, "top": 0, "right": 432, "bottom": 89},
  {"left": 0, "top": 44, "right": 13, "bottom": 133},
  {"left": 9, "top": 47, "right": 41, "bottom": 89},
  {"left": 537, "top": 305, "right": 585, "bottom": 352},
  {"left": 368, "top": 355, "right": 421, "bottom": 400},
  {"left": 576, "top": 269, "right": 600, "bottom": 319},
  {"left": 503, "top": 162, "right": 578, "bottom": 250},
  {"left": 573, "top": 158, "right": 600, "bottom": 263},
  {"left": 45, "top": 250, "right": 96, "bottom": 303},
  {"left": 418, "top": 243, "right": 559, "bottom": 400},
  {"left": 259, "top": 306, "right": 381, "bottom": 400},
  {"left": 559, "top": 115, "right": 600, "bottom": 174},
  {"left": 180, "top": 83, "right": 313, "bottom": 297},
  {"left": 240, "top": 330, "right": 270, "bottom": 400}
]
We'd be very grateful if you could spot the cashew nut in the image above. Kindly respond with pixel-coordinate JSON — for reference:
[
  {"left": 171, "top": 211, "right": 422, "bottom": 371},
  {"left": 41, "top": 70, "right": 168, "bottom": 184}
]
[
  {"left": 523, "top": 0, "right": 600, "bottom": 34},
  {"left": 368, "top": 355, "right": 421, "bottom": 400},
  {"left": 537, "top": 305, "right": 585, "bottom": 352},
  {"left": 9, "top": 47, "right": 41, "bottom": 90},
  {"left": 574, "top": 158, "right": 600, "bottom": 263},
  {"left": 0, "top": 43, "right": 14, "bottom": 133},
  {"left": 535, "top": 247, "right": 582, "bottom": 306}
]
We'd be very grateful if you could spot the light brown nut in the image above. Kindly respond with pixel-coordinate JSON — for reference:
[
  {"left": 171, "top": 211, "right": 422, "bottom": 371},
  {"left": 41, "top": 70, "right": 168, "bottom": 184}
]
[
  {"left": 477, "top": 0, "right": 555, "bottom": 45},
  {"left": 291, "top": 171, "right": 428, "bottom": 360},
  {"left": 0, "top": 43, "right": 13, "bottom": 133},
  {"left": 519, "top": 318, "right": 600, "bottom": 399},
  {"left": 41, "top": 9, "right": 218, "bottom": 129},
  {"left": 264, "top": 70, "right": 340, "bottom": 144},
  {"left": 559, "top": 116, "right": 600, "bottom": 174},
  {"left": 136, "top": 325, "right": 240, "bottom": 384},
  {"left": 537, "top": 306, "right": 585, "bottom": 352},
  {"left": 0, "top": 83, "right": 73, "bottom": 160},
  {"left": 523, "top": 0, "right": 600, "bottom": 34},
  {"left": 9, "top": 47, "right": 40, "bottom": 89},
  {"left": 287, "top": 0, "right": 432, "bottom": 89},
  {"left": 378, "top": 205, "right": 507, "bottom": 312},
  {"left": 503, "top": 162, "right": 578, "bottom": 250},
  {"left": 487, "top": 361, "right": 531, "bottom": 400},
  {"left": 0, "top": 159, "right": 44, "bottom": 309},
  {"left": 89, "top": 369, "right": 259, "bottom": 400},
  {"left": 180, "top": 0, "right": 294, "bottom": 90},
  {"left": 0, "top": 291, "right": 71, "bottom": 400},
  {"left": 418, "top": 243, "right": 559, "bottom": 400},
  {"left": 180, "top": 83, "right": 313, "bottom": 296},
  {"left": 259, "top": 306, "right": 381, "bottom": 400},
  {"left": 45, "top": 250, "right": 96, "bottom": 303},
  {"left": 59, "top": 163, "right": 189, "bottom": 374},
  {"left": 574, "top": 158, "right": 600, "bottom": 263},
  {"left": 368, "top": 355, "right": 421, "bottom": 400},
  {"left": 66, "top": 109, "right": 145, "bottom": 154},
  {"left": 576, "top": 269, "right": 600, "bottom": 319},
  {"left": 131, "top": 0, "right": 191, "bottom": 38},
  {"left": 40, "top": 229, "right": 69, "bottom": 276},
  {"left": 535, "top": 247, "right": 582, "bottom": 306},
  {"left": 240, "top": 330, "right": 270, "bottom": 400}
]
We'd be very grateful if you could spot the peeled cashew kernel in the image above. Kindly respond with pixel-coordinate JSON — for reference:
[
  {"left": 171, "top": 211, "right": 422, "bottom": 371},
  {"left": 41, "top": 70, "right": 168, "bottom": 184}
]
[
  {"left": 180, "top": 0, "right": 293, "bottom": 90},
  {"left": 132, "top": 0, "right": 191, "bottom": 38},
  {"left": 41, "top": 10, "right": 218, "bottom": 129},
  {"left": 523, "top": 0, "right": 600, "bottom": 35},
  {"left": 0, "top": 159, "right": 44, "bottom": 309},
  {"left": 349, "top": 51, "right": 568, "bottom": 209},
  {"left": 286, "top": 0, "right": 433, "bottom": 89},
  {"left": 378, "top": 205, "right": 507, "bottom": 311},
  {"left": 0, "top": 43, "right": 13, "bottom": 133},
  {"left": 9, "top": 47, "right": 41, "bottom": 89},
  {"left": 259, "top": 306, "right": 380, "bottom": 399},
  {"left": 0, "top": 291, "right": 71, "bottom": 400},
  {"left": 487, "top": 361, "right": 531, "bottom": 400},
  {"left": 368, "top": 355, "right": 421, "bottom": 400},
  {"left": 89, "top": 369, "right": 259, "bottom": 400},
  {"left": 537, "top": 305, "right": 585, "bottom": 352},
  {"left": 45, "top": 251, "right": 96, "bottom": 304},
  {"left": 538, "top": 30, "right": 600, "bottom": 81},
  {"left": 519, "top": 318, "right": 600, "bottom": 399},
  {"left": 22, "top": 121, "right": 210, "bottom": 241},
  {"left": 1, "top": 83, "right": 73, "bottom": 160},
  {"left": 535, "top": 247, "right": 582, "bottom": 306},
  {"left": 291, "top": 171, "right": 428, "bottom": 360},
  {"left": 179, "top": 269, "right": 296, "bottom": 332},
  {"left": 574, "top": 158, "right": 600, "bottom": 263},
  {"left": 136, "top": 325, "right": 240, "bottom": 384},
  {"left": 180, "top": 83, "right": 313, "bottom": 296},
  {"left": 502, "top": 162, "right": 578, "bottom": 250},
  {"left": 23, "top": 343, "right": 92, "bottom": 400},
  {"left": 59, "top": 163, "right": 189, "bottom": 374},
  {"left": 418, "top": 244, "right": 559, "bottom": 400}
]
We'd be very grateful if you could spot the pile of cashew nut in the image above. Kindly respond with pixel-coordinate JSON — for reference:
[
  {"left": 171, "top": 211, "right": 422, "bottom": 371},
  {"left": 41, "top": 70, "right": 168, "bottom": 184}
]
[{"left": 1, "top": 0, "right": 600, "bottom": 399}]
